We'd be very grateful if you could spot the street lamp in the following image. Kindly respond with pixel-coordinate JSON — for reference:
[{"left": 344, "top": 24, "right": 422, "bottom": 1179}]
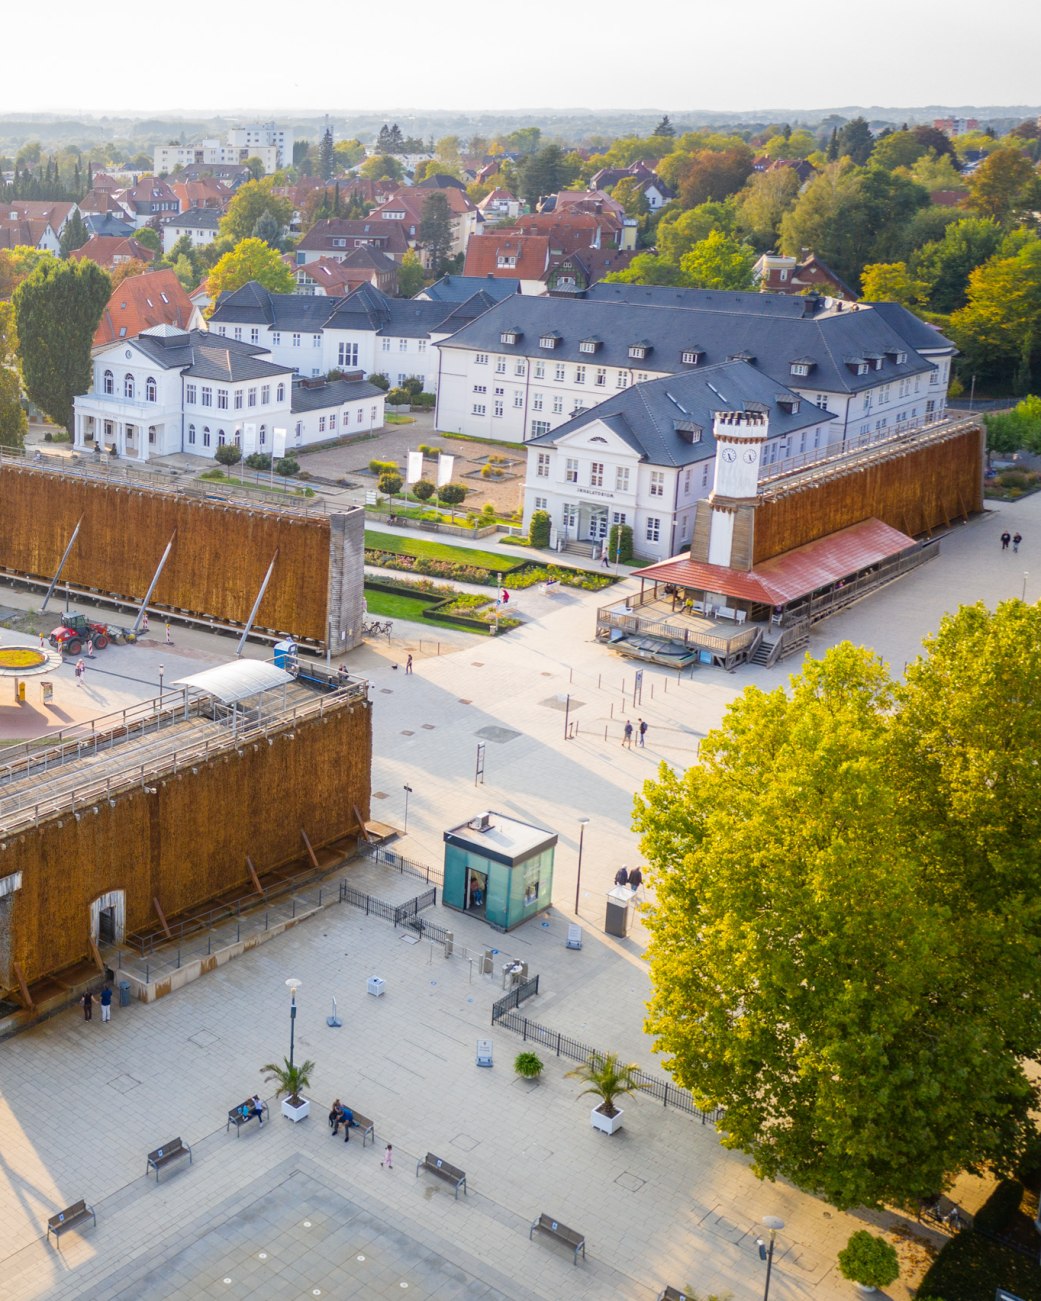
[
  {"left": 757, "top": 1216, "right": 785, "bottom": 1301},
  {"left": 285, "top": 977, "right": 302, "bottom": 1070},
  {"left": 1023, "top": 572, "right": 1029, "bottom": 602},
  {"left": 158, "top": 663, "right": 164, "bottom": 707},
  {"left": 574, "top": 816, "right": 590, "bottom": 915},
  {"left": 403, "top": 784, "right": 413, "bottom": 833}
]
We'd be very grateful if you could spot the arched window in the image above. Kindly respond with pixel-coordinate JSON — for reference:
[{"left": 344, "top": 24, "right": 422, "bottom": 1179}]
[
  {"left": 124, "top": 373, "right": 135, "bottom": 399},
  {"left": 188, "top": 424, "right": 196, "bottom": 445},
  {"left": 276, "top": 383, "right": 285, "bottom": 402},
  {"left": 203, "top": 426, "right": 211, "bottom": 448},
  {"left": 145, "top": 376, "right": 157, "bottom": 403},
  {"left": 218, "top": 429, "right": 227, "bottom": 445},
  {"left": 259, "top": 424, "right": 267, "bottom": 446},
  {"left": 103, "top": 369, "right": 114, "bottom": 395}
]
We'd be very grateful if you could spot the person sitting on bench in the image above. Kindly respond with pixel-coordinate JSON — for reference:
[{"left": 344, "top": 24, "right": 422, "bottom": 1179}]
[{"left": 332, "top": 1104, "right": 354, "bottom": 1139}]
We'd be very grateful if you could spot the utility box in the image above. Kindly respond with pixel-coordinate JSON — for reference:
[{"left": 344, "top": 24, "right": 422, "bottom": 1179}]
[
  {"left": 367, "top": 976, "right": 385, "bottom": 998},
  {"left": 605, "top": 886, "right": 633, "bottom": 938}
]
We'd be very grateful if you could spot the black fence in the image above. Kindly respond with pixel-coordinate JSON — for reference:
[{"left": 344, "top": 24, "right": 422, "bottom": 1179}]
[
  {"left": 360, "top": 843, "right": 444, "bottom": 886},
  {"left": 403, "top": 915, "right": 454, "bottom": 947},
  {"left": 491, "top": 1007, "right": 723, "bottom": 1125},
  {"left": 338, "top": 880, "right": 437, "bottom": 926},
  {"left": 491, "top": 975, "right": 540, "bottom": 1019}
]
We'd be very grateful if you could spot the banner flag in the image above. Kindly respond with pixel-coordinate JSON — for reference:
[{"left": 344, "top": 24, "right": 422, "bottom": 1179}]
[
  {"left": 437, "top": 453, "right": 454, "bottom": 487},
  {"left": 406, "top": 450, "right": 424, "bottom": 484}
]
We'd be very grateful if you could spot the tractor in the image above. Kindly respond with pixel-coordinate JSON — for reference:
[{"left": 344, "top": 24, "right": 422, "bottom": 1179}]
[{"left": 49, "top": 612, "right": 111, "bottom": 655}]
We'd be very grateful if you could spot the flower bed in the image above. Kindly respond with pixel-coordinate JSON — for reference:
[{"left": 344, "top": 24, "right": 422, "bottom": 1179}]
[
  {"left": 363, "top": 550, "right": 614, "bottom": 592},
  {"left": 0, "top": 647, "right": 46, "bottom": 670}
]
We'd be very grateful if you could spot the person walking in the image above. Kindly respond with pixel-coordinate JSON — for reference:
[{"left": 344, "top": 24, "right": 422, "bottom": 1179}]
[
  {"left": 405, "top": 653, "right": 413, "bottom": 674},
  {"left": 1001, "top": 531, "right": 1011, "bottom": 550},
  {"left": 638, "top": 719, "right": 648, "bottom": 747},
  {"left": 500, "top": 588, "right": 509, "bottom": 606},
  {"left": 614, "top": 865, "right": 629, "bottom": 887},
  {"left": 75, "top": 659, "right": 86, "bottom": 687},
  {"left": 622, "top": 719, "right": 633, "bottom": 748},
  {"left": 141, "top": 612, "right": 150, "bottom": 633},
  {"left": 381, "top": 1143, "right": 393, "bottom": 1169},
  {"left": 99, "top": 984, "right": 113, "bottom": 1023},
  {"left": 628, "top": 865, "right": 644, "bottom": 899},
  {"left": 251, "top": 1094, "right": 264, "bottom": 1126},
  {"left": 1013, "top": 532, "right": 1023, "bottom": 553},
  {"left": 81, "top": 990, "right": 94, "bottom": 1021},
  {"left": 165, "top": 622, "right": 174, "bottom": 644}
]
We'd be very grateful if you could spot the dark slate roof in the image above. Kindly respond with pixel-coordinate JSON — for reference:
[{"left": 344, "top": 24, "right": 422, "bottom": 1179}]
[
  {"left": 860, "top": 300, "right": 956, "bottom": 352},
  {"left": 420, "top": 273, "right": 522, "bottom": 302},
  {"left": 211, "top": 281, "right": 478, "bottom": 340},
  {"left": 438, "top": 293, "right": 947, "bottom": 395},
  {"left": 163, "top": 208, "right": 221, "bottom": 231},
  {"left": 586, "top": 281, "right": 814, "bottom": 317},
  {"left": 84, "top": 213, "right": 135, "bottom": 238},
  {"left": 416, "top": 173, "right": 467, "bottom": 191},
  {"left": 528, "top": 360, "right": 835, "bottom": 469},
  {"left": 290, "top": 377, "right": 383, "bottom": 413},
  {"left": 131, "top": 327, "right": 288, "bottom": 381}
]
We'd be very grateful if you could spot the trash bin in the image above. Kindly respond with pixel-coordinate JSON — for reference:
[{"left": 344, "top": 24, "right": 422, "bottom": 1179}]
[
  {"left": 604, "top": 886, "right": 632, "bottom": 938},
  {"left": 118, "top": 981, "right": 131, "bottom": 1007},
  {"left": 367, "top": 976, "right": 385, "bottom": 997}
]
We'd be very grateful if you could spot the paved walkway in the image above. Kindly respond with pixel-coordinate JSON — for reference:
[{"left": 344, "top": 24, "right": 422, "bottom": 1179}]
[{"left": 1, "top": 491, "right": 1038, "bottom": 1299}]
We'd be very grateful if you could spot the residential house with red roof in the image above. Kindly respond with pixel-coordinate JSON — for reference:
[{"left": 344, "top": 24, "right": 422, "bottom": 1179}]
[
  {"left": 289, "top": 249, "right": 399, "bottom": 297},
  {"left": 92, "top": 269, "right": 195, "bottom": 347},
  {"left": 70, "top": 235, "right": 156, "bottom": 271},
  {"left": 295, "top": 217, "right": 412, "bottom": 264}
]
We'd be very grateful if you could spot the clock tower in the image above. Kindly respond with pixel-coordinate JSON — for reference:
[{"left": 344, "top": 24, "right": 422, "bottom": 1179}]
[{"left": 705, "top": 408, "right": 769, "bottom": 568}]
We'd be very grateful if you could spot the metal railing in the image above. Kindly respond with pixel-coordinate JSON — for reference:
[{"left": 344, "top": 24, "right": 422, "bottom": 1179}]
[
  {"left": 492, "top": 1007, "right": 723, "bottom": 1124},
  {"left": 491, "top": 975, "right": 540, "bottom": 1018},
  {"left": 359, "top": 842, "right": 444, "bottom": 886},
  {"left": 338, "top": 881, "right": 437, "bottom": 926},
  {"left": 596, "top": 606, "right": 759, "bottom": 657}
]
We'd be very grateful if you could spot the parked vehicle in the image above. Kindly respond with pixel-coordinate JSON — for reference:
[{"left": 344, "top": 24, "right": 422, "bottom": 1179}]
[{"left": 48, "top": 613, "right": 111, "bottom": 655}]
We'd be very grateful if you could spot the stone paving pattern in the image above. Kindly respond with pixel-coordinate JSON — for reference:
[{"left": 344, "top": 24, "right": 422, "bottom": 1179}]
[{"left": 1, "top": 488, "right": 1037, "bottom": 1300}]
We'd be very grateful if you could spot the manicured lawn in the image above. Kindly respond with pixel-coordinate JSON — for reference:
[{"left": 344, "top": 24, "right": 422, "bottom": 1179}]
[
  {"left": 363, "top": 587, "right": 438, "bottom": 621},
  {"left": 365, "top": 529, "right": 521, "bottom": 572}
]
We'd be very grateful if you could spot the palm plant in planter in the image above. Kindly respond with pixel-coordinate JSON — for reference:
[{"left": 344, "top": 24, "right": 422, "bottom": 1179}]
[
  {"left": 261, "top": 1056, "right": 316, "bottom": 1122},
  {"left": 566, "top": 1051, "right": 643, "bottom": 1134},
  {"left": 837, "top": 1230, "right": 899, "bottom": 1294}
]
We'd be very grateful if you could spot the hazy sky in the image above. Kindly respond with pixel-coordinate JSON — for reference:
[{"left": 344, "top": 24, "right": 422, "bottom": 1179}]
[{"left": 8, "top": 0, "right": 1039, "bottom": 115}]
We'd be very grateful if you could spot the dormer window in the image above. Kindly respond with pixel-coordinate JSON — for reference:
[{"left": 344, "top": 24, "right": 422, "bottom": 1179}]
[
  {"left": 846, "top": 357, "right": 870, "bottom": 376},
  {"left": 673, "top": 421, "right": 702, "bottom": 443},
  {"left": 539, "top": 332, "right": 561, "bottom": 349},
  {"left": 789, "top": 357, "right": 814, "bottom": 377},
  {"left": 886, "top": 347, "right": 908, "bottom": 364},
  {"left": 579, "top": 336, "right": 601, "bottom": 354},
  {"left": 777, "top": 397, "right": 801, "bottom": 414},
  {"left": 681, "top": 347, "right": 703, "bottom": 366},
  {"left": 500, "top": 328, "right": 522, "bottom": 345},
  {"left": 628, "top": 340, "right": 651, "bottom": 360}
]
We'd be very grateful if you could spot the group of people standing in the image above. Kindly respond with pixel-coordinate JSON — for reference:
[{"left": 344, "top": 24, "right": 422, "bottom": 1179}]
[
  {"left": 81, "top": 984, "right": 114, "bottom": 1021},
  {"left": 1000, "top": 530, "right": 1024, "bottom": 552},
  {"left": 622, "top": 718, "right": 649, "bottom": 748}
]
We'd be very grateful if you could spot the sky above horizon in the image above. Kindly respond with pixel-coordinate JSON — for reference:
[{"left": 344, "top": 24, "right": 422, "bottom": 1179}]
[{"left": 10, "top": 1, "right": 1039, "bottom": 116}]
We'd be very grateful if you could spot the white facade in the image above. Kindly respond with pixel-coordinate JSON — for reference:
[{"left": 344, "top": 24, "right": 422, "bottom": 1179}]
[
  {"left": 523, "top": 408, "right": 835, "bottom": 564},
  {"left": 154, "top": 137, "right": 282, "bottom": 177},
  {"left": 437, "top": 338, "right": 949, "bottom": 448},
  {"left": 227, "top": 123, "right": 294, "bottom": 169},
  {"left": 73, "top": 330, "right": 385, "bottom": 463},
  {"left": 162, "top": 215, "right": 221, "bottom": 254}
]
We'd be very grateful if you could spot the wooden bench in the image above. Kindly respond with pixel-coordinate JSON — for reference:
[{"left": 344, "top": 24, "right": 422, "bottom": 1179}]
[
  {"left": 415, "top": 1152, "right": 466, "bottom": 1198},
  {"left": 530, "top": 1211, "right": 586, "bottom": 1265},
  {"left": 226, "top": 1098, "right": 269, "bottom": 1136},
  {"left": 146, "top": 1137, "right": 192, "bottom": 1183},
  {"left": 47, "top": 1199, "right": 96, "bottom": 1247}
]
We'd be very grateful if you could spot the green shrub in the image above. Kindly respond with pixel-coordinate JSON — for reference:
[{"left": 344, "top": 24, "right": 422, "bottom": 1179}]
[
  {"left": 378, "top": 471, "right": 403, "bottom": 496},
  {"left": 412, "top": 392, "right": 436, "bottom": 409},
  {"left": 274, "top": 456, "right": 299, "bottom": 477},
  {"left": 386, "top": 387, "right": 411, "bottom": 406},
  {"left": 837, "top": 1231, "right": 899, "bottom": 1289},
  {"left": 607, "top": 522, "right": 633, "bottom": 564},
  {"left": 514, "top": 1051, "right": 544, "bottom": 1079},
  {"left": 245, "top": 452, "right": 272, "bottom": 470},
  {"left": 481, "top": 503, "right": 496, "bottom": 518},
  {"left": 369, "top": 458, "right": 397, "bottom": 475},
  {"left": 439, "top": 484, "right": 466, "bottom": 508},
  {"left": 480, "top": 464, "right": 497, "bottom": 478},
  {"left": 401, "top": 376, "right": 423, "bottom": 397},
  {"left": 367, "top": 372, "right": 390, "bottom": 391},
  {"left": 973, "top": 1178, "right": 1023, "bottom": 1234},
  {"left": 418, "top": 444, "right": 437, "bottom": 456},
  {"left": 998, "top": 470, "right": 1029, "bottom": 489},
  {"left": 412, "top": 479, "right": 435, "bottom": 501},
  {"left": 529, "top": 509, "right": 551, "bottom": 548}
]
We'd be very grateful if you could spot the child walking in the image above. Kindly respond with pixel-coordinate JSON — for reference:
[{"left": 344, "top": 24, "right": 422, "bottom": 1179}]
[{"left": 381, "top": 1143, "right": 393, "bottom": 1169}]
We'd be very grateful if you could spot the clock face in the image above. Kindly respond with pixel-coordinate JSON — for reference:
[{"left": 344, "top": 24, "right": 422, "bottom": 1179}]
[
  {"left": 743, "top": 448, "right": 758, "bottom": 464},
  {"left": 721, "top": 448, "right": 737, "bottom": 463}
]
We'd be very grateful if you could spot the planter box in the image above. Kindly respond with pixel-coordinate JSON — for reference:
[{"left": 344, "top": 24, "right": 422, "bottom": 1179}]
[
  {"left": 591, "top": 1104, "right": 623, "bottom": 1135},
  {"left": 281, "top": 1096, "right": 310, "bottom": 1123}
]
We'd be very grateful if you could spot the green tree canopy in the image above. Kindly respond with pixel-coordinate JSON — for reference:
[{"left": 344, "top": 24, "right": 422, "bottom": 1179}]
[
  {"left": 130, "top": 224, "right": 161, "bottom": 254},
  {"left": 949, "top": 238, "right": 1041, "bottom": 390},
  {"left": 397, "top": 248, "right": 426, "bottom": 298},
  {"left": 636, "top": 614, "right": 1041, "bottom": 1211},
  {"left": 679, "top": 230, "right": 756, "bottom": 290},
  {"left": 206, "top": 238, "right": 294, "bottom": 310},
  {"left": 656, "top": 201, "right": 736, "bottom": 263},
  {"left": 13, "top": 257, "right": 110, "bottom": 431},
  {"left": 359, "top": 153, "right": 404, "bottom": 183},
  {"left": 735, "top": 167, "right": 801, "bottom": 250},
  {"left": 869, "top": 130, "right": 927, "bottom": 172},
  {"left": 419, "top": 191, "right": 453, "bottom": 277},
  {"left": 58, "top": 209, "right": 89, "bottom": 257},
  {"left": 318, "top": 127, "right": 334, "bottom": 182},
  {"left": 966, "top": 147, "right": 1041, "bottom": 222},
  {"left": 836, "top": 116, "right": 874, "bottom": 164},
  {"left": 858, "top": 261, "right": 928, "bottom": 307},
  {"left": 912, "top": 216, "right": 1005, "bottom": 313},
  {"left": 219, "top": 178, "right": 293, "bottom": 245},
  {"left": 0, "top": 246, "right": 57, "bottom": 297},
  {"left": 603, "top": 251, "right": 694, "bottom": 287}
]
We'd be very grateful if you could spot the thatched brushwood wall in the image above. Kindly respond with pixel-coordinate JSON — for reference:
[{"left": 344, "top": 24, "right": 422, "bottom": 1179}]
[
  {"left": 0, "top": 466, "right": 334, "bottom": 641},
  {"left": 753, "top": 426, "right": 983, "bottom": 566},
  {"left": 2, "top": 699, "right": 371, "bottom": 988}
]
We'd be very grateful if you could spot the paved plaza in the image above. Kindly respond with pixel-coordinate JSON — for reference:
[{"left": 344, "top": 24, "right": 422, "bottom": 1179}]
[{"left": 0, "top": 489, "right": 1037, "bottom": 1300}]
